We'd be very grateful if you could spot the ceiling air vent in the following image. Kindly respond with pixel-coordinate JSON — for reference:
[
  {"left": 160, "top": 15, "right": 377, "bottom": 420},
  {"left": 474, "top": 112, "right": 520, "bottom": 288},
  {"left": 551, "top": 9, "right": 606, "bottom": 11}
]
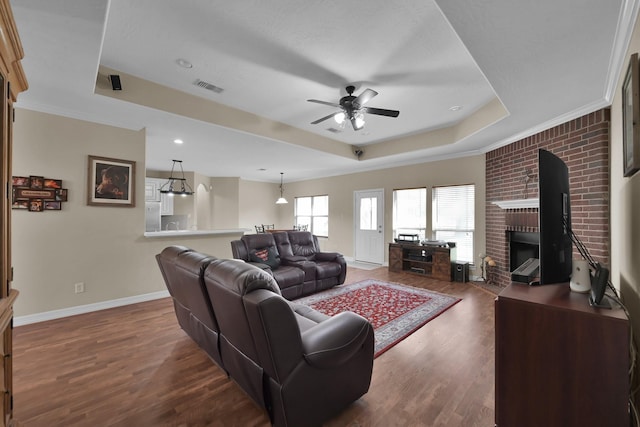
[
  {"left": 193, "top": 79, "right": 224, "bottom": 94},
  {"left": 326, "top": 128, "right": 342, "bottom": 134}
]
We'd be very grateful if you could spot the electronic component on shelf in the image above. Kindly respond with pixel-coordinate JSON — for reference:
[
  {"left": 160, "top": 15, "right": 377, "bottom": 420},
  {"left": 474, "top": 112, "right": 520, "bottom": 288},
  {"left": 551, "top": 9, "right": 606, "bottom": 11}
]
[
  {"left": 395, "top": 233, "right": 419, "bottom": 244},
  {"left": 420, "top": 239, "right": 448, "bottom": 247},
  {"left": 589, "top": 263, "right": 612, "bottom": 309},
  {"left": 511, "top": 257, "right": 540, "bottom": 284}
]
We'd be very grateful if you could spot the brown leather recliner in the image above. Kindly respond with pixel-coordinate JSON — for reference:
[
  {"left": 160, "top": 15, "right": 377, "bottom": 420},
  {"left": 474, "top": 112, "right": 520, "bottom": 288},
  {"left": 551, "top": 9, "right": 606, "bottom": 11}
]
[
  {"left": 280, "top": 231, "right": 347, "bottom": 291},
  {"left": 231, "top": 233, "right": 306, "bottom": 299},
  {"left": 231, "top": 231, "right": 346, "bottom": 299},
  {"left": 156, "top": 246, "right": 224, "bottom": 369},
  {"left": 203, "top": 258, "right": 374, "bottom": 427}
]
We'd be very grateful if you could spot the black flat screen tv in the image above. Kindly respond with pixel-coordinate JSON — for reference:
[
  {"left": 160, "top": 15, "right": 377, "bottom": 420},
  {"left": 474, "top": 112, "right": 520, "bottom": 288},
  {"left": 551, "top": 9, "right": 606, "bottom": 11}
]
[{"left": 538, "top": 149, "right": 573, "bottom": 284}]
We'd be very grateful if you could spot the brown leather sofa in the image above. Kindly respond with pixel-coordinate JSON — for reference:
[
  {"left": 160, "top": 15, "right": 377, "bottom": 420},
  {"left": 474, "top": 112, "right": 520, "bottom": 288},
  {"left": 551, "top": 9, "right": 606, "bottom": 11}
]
[
  {"left": 155, "top": 245, "right": 223, "bottom": 368},
  {"left": 230, "top": 231, "right": 347, "bottom": 299},
  {"left": 156, "top": 245, "right": 374, "bottom": 427}
]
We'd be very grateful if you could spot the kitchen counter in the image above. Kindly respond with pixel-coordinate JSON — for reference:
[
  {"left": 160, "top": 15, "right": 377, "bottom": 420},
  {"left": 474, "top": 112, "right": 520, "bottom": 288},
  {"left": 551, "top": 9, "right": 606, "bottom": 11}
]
[{"left": 144, "top": 229, "right": 249, "bottom": 238}]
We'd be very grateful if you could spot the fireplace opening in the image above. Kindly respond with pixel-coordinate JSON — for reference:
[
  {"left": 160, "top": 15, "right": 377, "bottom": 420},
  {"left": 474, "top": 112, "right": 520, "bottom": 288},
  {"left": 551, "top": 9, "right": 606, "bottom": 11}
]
[{"left": 509, "top": 231, "right": 540, "bottom": 272}]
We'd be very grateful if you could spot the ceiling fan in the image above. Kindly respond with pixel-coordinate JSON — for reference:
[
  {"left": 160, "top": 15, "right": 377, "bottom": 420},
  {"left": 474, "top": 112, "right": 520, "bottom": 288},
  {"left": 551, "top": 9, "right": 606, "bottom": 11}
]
[{"left": 307, "top": 85, "right": 400, "bottom": 131}]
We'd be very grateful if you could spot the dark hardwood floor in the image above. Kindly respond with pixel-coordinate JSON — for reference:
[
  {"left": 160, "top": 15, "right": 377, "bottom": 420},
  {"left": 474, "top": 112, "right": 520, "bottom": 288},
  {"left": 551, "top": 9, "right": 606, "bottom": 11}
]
[{"left": 12, "top": 267, "right": 497, "bottom": 427}]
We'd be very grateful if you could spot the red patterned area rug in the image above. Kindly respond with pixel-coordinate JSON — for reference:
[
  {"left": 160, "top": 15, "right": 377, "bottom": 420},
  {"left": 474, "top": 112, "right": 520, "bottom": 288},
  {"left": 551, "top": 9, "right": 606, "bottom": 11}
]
[{"left": 295, "top": 279, "right": 461, "bottom": 357}]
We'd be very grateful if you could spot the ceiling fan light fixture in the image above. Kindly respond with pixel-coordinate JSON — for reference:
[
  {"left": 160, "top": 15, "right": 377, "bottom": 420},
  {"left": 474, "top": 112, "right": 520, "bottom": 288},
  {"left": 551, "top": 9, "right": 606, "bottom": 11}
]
[
  {"left": 334, "top": 111, "right": 346, "bottom": 124},
  {"left": 354, "top": 113, "right": 365, "bottom": 130}
]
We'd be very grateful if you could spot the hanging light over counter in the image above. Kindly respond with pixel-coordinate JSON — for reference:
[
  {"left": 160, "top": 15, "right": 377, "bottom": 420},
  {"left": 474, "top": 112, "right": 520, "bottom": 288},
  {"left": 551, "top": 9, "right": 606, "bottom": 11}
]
[
  {"left": 160, "top": 160, "right": 194, "bottom": 196},
  {"left": 276, "top": 172, "right": 288, "bottom": 204}
]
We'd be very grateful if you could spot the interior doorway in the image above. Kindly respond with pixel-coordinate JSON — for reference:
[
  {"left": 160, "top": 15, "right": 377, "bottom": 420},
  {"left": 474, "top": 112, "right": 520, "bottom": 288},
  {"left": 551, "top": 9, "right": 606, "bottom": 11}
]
[{"left": 354, "top": 189, "right": 384, "bottom": 264}]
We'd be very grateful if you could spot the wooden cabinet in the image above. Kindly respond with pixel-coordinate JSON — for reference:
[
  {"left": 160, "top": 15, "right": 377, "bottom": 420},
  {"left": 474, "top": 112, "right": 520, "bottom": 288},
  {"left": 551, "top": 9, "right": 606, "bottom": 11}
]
[
  {"left": 0, "top": 1, "right": 27, "bottom": 425},
  {"left": 145, "top": 178, "right": 174, "bottom": 215},
  {"left": 160, "top": 192, "right": 174, "bottom": 216},
  {"left": 388, "top": 243, "right": 454, "bottom": 281},
  {"left": 144, "top": 178, "right": 161, "bottom": 202},
  {"left": 495, "top": 283, "right": 629, "bottom": 427}
]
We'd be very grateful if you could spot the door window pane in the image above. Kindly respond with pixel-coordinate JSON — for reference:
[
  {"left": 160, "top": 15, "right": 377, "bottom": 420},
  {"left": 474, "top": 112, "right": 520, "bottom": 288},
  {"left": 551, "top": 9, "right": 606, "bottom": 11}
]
[{"left": 359, "top": 197, "right": 377, "bottom": 230}]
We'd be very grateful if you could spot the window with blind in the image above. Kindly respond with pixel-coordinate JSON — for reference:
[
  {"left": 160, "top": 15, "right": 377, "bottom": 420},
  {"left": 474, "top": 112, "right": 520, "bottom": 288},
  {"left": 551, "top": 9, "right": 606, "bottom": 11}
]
[
  {"left": 393, "top": 188, "right": 427, "bottom": 239},
  {"left": 294, "top": 195, "right": 329, "bottom": 237},
  {"left": 432, "top": 184, "right": 475, "bottom": 263}
]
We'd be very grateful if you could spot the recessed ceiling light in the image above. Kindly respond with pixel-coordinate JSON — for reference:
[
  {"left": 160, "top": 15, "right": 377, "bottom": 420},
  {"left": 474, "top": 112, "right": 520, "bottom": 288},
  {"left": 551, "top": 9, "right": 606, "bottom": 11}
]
[
  {"left": 173, "top": 139, "right": 184, "bottom": 144},
  {"left": 176, "top": 58, "right": 193, "bottom": 69},
  {"left": 449, "top": 105, "right": 463, "bottom": 112}
]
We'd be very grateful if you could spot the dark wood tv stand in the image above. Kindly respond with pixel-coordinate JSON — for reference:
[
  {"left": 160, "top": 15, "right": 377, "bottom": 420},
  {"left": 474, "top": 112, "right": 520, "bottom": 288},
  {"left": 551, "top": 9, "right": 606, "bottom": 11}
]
[
  {"left": 495, "top": 283, "right": 629, "bottom": 427},
  {"left": 388, "top": 243, "right": 454, "bottom": 281}
]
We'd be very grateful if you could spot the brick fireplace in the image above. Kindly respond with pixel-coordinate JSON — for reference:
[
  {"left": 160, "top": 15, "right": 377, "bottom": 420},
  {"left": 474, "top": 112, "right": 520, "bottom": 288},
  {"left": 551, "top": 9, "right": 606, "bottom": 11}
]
[{"left": 485, "top": 109, "right": 610, "bottom": 288}]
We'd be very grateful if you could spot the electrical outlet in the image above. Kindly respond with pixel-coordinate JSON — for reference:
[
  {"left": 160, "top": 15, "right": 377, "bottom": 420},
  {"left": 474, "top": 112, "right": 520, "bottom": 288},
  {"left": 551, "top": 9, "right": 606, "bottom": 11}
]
[{"left": 74, "top": 282, "right": 85, "bottom": 293}]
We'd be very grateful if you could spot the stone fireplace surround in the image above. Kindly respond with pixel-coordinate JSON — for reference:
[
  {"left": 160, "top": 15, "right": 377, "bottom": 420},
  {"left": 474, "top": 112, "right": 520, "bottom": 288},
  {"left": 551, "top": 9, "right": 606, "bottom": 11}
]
[{"left": 485, "top": 109, "right": 610, "bottom": 289}]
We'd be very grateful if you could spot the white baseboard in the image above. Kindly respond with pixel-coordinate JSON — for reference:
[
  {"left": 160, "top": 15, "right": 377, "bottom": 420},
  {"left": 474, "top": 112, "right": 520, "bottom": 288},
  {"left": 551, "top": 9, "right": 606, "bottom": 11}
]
[
  {"left": 344, "top": 256, "right": 388, "bottom": 265},
  {"left": 14, "top": 290, "right": 171, "bottom": 327}
]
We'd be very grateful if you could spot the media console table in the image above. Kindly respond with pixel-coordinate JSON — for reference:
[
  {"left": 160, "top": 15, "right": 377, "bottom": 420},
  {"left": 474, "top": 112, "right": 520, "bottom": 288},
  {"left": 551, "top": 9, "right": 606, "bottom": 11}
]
[
  {"left": 495, "top": 283, "right": 629, "bottom": 427},
  {"left": 388, "top": 242, "right": 455, "bottom": 281}
]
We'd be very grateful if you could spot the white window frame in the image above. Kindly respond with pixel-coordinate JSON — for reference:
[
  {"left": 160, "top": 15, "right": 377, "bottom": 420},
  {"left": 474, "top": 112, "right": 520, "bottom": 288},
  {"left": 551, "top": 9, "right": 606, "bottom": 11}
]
[
  {"left": 432, "top": 184, "right": 475, "bottom": 263},
  {"left": 392, "top": 187, "right": 427, "bottom": 240},
  {"left": 294, "top": 195, "right": 329, "bottom": 237}
]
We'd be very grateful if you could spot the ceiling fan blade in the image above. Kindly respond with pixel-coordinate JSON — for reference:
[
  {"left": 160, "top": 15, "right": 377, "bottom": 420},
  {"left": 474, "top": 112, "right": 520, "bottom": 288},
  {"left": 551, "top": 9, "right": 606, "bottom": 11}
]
[
  {"left": 307, "top": 99, "right": 341, "bottom": 108},
  {"left": 311, "top": 113, "right": 338, "bottom": 125},
  {"left": 353, "top": 88, "right": 378, "bottom": 108},
  {"left": 364, "top": 107, "right": 400, "bottom": 118}
]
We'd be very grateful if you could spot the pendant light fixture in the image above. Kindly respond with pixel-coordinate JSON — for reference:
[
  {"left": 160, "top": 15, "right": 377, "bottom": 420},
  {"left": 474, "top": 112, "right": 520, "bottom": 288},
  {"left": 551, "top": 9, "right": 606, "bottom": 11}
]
[
  {"left": 276, "top": 172, "right": 288, "bottom": 204},
  {"left": 160, "top": 160, "right": 194, "bottom": 196}
]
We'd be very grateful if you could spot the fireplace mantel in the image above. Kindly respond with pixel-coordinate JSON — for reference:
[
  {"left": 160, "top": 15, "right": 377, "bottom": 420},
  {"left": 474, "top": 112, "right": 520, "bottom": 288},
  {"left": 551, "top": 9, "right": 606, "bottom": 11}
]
[{"left": 492, "top": 198, "right": 539, "bottom": 210}]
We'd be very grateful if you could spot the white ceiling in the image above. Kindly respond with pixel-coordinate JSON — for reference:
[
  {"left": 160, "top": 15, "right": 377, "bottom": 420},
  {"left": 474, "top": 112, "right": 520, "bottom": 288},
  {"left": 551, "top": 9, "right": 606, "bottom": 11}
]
[{"left": 10, "top": 0, "right": 637, "bottom": 183}]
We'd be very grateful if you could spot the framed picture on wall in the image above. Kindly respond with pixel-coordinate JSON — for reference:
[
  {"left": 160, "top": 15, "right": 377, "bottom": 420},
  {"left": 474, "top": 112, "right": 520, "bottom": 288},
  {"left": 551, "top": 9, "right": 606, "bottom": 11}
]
[
  {"left": 12, "top": 176, "right": 29, "bottom": 188},
  {"left": 87, "top": 155, "right": 136, "bottom": 207},
  {"left": 56, "top": 188, "right": 68, "bottom": 202},
  {"left": 44, "top": 179, "right": 62, "bottom": 189},
  {"left": 29, "top": 175, "right": 44, "bottom": 190},
  {"left": 44, "top": 201, "right": 61, "bottom": 210},
  {"left": 28, "top": 199, "right": 43, "bottom": 212},
  {"left": 623, "top": 52, "right": 640, "bottom": 177}
]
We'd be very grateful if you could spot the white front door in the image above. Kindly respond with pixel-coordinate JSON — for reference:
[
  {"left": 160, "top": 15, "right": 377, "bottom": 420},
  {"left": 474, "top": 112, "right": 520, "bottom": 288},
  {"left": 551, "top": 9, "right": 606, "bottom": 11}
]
[{"left": 354, "top": 189, "right": 384, "bottom": 264}]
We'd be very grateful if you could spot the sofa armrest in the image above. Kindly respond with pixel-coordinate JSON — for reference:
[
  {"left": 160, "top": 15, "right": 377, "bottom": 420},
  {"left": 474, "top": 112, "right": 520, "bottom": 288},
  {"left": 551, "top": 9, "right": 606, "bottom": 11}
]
[
  {"left": 314, "top": 252, "right": 343, "bottom": 262},
  {"left": 301, "top": 311, "right": 372, "bottom": 368},
  {"left": 280, "top": 255, "right": 308, "bottom": 265}
]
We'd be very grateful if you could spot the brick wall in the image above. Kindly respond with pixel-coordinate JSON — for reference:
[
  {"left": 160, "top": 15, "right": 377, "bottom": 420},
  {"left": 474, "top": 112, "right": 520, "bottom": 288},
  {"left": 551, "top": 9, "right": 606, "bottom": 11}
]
[{"left": 486, "top": 109, "right": 610, "bottom": 288}]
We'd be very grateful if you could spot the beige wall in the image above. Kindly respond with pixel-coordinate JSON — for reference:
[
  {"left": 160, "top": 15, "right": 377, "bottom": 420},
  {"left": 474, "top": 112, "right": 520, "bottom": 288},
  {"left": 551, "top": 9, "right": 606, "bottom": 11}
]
[
  {"left": 11, "top": 109, "right": 241, "bottom": 317},
  {"left": 238, "top": 179, "right": 282, "bottom": 230},
  {"left": 210, "top": 177, "right": 240, "bottom": 229},
  {"left": 612, "top": 8, "right": 640, "bottom": 402},
  {"left": 11, "top": 109, "right": 486, "bottom": 319},
  {"left": 280, "top": 155, "right": 486, "bottom": 268}
]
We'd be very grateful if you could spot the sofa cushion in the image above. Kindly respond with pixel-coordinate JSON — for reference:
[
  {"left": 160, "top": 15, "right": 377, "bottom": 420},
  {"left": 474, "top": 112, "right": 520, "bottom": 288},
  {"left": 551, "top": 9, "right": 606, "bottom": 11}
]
[
  {"left": 272, "top": 231, "right": 294, "bottom": 257},
  {"left": 272, "top": 266, "right": 305, "bottom": 289},
  {"left": 315, "top": 261, "right": 342, "bottom": 279},
  {"left": 249, "top": 247, "right": 280, "bottom": 269},
  {"left": 288, "top": 231, "right": 318, "bottom": 259}
]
